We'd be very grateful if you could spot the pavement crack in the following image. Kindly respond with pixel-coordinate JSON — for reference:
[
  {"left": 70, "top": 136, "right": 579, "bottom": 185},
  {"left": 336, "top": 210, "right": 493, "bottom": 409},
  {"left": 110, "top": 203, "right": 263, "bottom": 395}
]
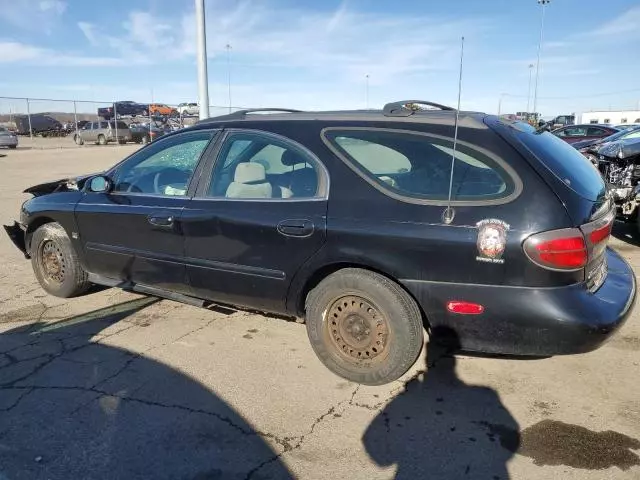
[{"left": 0, "top": 387, "right": 34, "bottom": 412}]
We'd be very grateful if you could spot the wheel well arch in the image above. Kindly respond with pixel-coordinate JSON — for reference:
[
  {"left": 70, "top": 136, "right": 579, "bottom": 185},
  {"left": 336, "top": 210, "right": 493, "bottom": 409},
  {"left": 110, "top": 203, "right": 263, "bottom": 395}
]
[
  {"left": 25, "top": 216, "right": 56, "bottom": 254},
  {"left": 296, "top": 262, "right": 428, "bottom": 328}
]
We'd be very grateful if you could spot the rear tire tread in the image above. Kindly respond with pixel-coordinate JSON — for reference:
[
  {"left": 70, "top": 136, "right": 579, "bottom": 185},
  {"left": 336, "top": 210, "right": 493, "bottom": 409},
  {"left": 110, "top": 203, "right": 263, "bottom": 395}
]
[{"left": 305, "top": 268, "right": 424, "bottom": 385}]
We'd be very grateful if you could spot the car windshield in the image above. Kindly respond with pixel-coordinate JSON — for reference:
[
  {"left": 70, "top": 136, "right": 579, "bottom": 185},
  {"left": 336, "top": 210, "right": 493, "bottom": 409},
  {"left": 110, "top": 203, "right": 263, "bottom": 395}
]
[
  {"left": 501, "top": 120, "right": 605, "bottom": 201},
  {"left": 599, "top": 127, "right": 640, "bottom": 143}
]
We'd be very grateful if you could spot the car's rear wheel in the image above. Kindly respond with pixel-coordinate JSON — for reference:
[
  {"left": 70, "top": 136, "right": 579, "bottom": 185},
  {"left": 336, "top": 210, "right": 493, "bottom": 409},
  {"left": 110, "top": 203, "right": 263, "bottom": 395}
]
[
  {"left": 31, "top": 223, "right": 91, "bottom": 298},
  {"left": 305, "top": 268, "right": 424, "bottom": 385},
  {"left": 98, "top": 134, "right": 107, "bottom": 145},
  {"left": 74, "top": 135, "right": 83, "bottom": 145}
]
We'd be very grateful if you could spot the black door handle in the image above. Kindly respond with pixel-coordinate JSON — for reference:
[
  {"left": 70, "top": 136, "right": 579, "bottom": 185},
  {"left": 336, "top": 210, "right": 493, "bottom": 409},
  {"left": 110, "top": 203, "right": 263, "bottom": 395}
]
[
  {"left": 277, "top": 219, "right": 314, "bottom": 237},
  {"left": 147, "top": 214, "right": 174, "bottom": 228}
]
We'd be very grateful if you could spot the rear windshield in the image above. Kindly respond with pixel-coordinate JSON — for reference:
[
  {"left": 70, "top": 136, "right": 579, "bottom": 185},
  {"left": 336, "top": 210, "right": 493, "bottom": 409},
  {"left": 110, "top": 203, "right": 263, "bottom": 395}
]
[{"left": 500, "top": 121, "right": 605, "bottom": 201}]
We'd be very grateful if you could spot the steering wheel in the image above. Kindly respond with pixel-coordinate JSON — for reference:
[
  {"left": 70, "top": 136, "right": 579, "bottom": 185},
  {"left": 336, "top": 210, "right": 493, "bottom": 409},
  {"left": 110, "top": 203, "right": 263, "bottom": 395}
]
[{"left": 153, "top": 168, "right": 187, "bottom": 194}]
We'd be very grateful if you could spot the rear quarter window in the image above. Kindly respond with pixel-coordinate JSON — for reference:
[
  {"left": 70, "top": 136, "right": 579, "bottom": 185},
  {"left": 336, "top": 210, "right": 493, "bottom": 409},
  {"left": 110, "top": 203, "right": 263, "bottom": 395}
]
[
  {"left": 322, "top": 128, "right": 520, "bottom": 205},
  {"left": 502, "top": 121, "right": 605, "bottom": 201}
]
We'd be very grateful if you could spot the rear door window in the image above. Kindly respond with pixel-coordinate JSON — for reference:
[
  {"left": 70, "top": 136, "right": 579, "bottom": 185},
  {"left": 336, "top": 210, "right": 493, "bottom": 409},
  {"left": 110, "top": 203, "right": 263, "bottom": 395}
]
[
  {"left": 322, "top": 128, "right": 519, "bottom": 204},
  {"left": 501, "top": 121, "right": 605, "bottom": 201},
  {"left": 586, "top": 127, "right": 607, "bottom": 136}
]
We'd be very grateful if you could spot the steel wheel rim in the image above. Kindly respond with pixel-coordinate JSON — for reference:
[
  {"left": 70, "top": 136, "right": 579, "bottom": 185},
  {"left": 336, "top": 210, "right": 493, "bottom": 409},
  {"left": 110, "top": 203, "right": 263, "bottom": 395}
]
[
  {"left": 324, "top": 295, "right": 390, "bottom": 365},
  {"left": 40, "top": 240, "right": 65, "bottom": 284}
]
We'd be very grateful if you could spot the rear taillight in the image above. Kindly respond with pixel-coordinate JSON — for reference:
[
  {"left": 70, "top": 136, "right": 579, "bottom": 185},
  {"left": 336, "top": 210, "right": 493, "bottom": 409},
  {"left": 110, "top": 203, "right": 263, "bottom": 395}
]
[
  {"left": 523, "top": 228, "right": 588, "bottom": 271},
  {"left": 524, "top": 210, "right": 614, "bottom": 272}
]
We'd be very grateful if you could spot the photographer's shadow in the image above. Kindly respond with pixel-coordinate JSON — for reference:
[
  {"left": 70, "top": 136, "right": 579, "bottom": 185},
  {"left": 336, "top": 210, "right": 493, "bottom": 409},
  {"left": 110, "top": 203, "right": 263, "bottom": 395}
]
[
  {"left": 363, "top": 327, "right": 520, "bottom": 480},
  {"left": 0, "top": 297, "right": 293, "bottom": 480}
]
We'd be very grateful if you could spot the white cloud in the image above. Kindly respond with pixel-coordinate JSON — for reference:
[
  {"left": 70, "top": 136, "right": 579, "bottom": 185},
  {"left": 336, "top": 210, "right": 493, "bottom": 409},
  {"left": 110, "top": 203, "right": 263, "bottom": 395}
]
[
  {"left": 0, "top": 40, "right": 124, "bottom": 67},
  {"left": 39, "top": 0, "right": 67, "bottom": 15},
  {"left": 0, "top": 0, "right": 66, "bottom": 33},
  {"left": 75, "top": 3, "right": 486, "bottom": 86},
  {"left": 594, "top": 6, "right": 640, "bottom": 37}
]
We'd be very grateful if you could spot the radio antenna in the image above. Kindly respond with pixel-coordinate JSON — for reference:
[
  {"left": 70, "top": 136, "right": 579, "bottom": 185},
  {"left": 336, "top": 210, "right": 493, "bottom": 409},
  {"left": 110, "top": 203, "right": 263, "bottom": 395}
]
[{"left": 443, "top": 36, "right": 465, "bottom": 225}]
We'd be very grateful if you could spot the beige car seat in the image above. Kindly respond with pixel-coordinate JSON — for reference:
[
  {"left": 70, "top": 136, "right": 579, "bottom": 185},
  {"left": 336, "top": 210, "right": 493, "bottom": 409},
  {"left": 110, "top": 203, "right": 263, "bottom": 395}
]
[
  {"left": 226, "top": 162, "right": 294, "bottom": 199},
  {"left": 226, "top": 163, "right": 272, "bottom": 198}
]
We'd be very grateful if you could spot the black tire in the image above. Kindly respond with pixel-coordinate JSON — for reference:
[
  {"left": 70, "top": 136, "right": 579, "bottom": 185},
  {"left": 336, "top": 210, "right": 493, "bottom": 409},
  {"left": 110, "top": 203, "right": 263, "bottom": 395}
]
[
  {"left": 9, "top": 145, "right": 17, "bottom": 149},
  {"left": 118, "top": 139, "right": 126, "bottom": 145},
  {"left": 74, "top": 135, "right": 84, "bottom": 146},
  {"left": 98, "top": 134, "right": 107, "bottom": 145},
  {"left": 30, "top": 223, "right": 91, "bottom": 298},
  {"left": 305, "top": 268, "right": 424, "bottom": 385}
]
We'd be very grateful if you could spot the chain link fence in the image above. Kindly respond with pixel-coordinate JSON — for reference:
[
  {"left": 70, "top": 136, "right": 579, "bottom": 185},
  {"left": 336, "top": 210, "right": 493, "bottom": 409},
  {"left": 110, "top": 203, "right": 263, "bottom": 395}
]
[{"left": 0, "top": 96, "right": 245, "bottom": 147}]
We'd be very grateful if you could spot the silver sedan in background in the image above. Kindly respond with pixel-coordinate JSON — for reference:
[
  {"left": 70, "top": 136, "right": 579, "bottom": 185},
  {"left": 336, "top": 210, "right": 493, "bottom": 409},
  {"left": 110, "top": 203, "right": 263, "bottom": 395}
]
[{"left": 0, "top": 127, "right": 18, "bottom": 149}]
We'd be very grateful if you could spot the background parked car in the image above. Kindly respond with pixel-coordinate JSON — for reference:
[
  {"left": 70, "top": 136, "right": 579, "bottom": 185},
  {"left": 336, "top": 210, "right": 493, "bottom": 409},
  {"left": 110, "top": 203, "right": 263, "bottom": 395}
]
[
  {"left": 0, "top": 126, "right": 18, "bottom": 149},
  {"left": 12, "top": 114, "right": 62, "bottom": 135},
  {"left": 614, "top": 123, "right": 640, "bottom": 131},
  {"left": 149, "top": 104, "right": 177, "bottom": 117},
  {"left": 129, "top": 122, "right": 169, "bottom": 144},
  {"left": 98, "top": 101, "right": 149, "bottom": 120},
  {"left": 73, "top": 121, "right": 132, "bottom": 145},
  {"left": 551, "top": 124, "right": 619, "bottom": 144},
  {"left": 547, "top": 114, "right": 575, "bottom": 129},
  {"left": 177, "top": 102, "right": 199, "bottom": 116},
  {"left": 573, "top": 126, "right": 640, "bottom": 164}
]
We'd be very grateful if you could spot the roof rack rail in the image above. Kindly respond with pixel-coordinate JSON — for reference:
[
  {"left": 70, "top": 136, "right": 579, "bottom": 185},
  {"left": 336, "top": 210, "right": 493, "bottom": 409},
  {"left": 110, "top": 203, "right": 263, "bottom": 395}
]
[
  {"left": 198, "top": 108, "right": 304, "bottom": 123},
  {"left": 383, "top": 100, "right": 455, "bottom": 117},
  {"left": 229, "top": 108, "right": 304, "bottom": 118}
]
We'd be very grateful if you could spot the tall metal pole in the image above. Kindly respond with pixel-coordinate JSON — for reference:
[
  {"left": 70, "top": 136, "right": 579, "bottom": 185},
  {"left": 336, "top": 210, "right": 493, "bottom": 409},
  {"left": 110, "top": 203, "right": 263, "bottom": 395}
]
[
  {"left": 195, "top": 0, "right": 210, "bottom": 120},
  {"left": 226, "top": 43, "right": 232, "bottom": 113},
  {"left": 532, "top": 0, "right": 550, "bottom": 119},
  {"left": 498, "top": 93, "right": 504, "bottom": 115},
  {"left": 26, "top": 98, "right": 33, "bottom": 142},
  {"left": 365, "top": 74, "right": 370, "bottom": 109},
  {"left": 526, "top": 63, "right": 534, "bottom": 114},
  {"left": 73, "top": 101, "right": 79, "bottom": 140}
]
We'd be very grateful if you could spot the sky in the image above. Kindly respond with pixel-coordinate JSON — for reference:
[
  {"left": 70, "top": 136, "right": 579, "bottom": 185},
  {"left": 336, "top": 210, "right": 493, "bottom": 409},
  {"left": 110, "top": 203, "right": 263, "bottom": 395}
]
[{"left": 1, "top": 0, "right": 639, "bottom": 118}]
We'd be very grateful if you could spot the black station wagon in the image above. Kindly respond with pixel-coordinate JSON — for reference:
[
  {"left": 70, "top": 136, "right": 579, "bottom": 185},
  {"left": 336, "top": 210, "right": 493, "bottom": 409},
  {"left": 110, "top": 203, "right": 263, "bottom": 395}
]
[{"left": 4, "top": 101, "right": 636, "bottom": 385}]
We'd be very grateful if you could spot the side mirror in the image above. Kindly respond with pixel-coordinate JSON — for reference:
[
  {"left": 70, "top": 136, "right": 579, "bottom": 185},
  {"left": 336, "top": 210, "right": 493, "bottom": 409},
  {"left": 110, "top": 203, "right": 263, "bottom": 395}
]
[{"left": 88, "top": 176, "right": 111, "bottom": 193}]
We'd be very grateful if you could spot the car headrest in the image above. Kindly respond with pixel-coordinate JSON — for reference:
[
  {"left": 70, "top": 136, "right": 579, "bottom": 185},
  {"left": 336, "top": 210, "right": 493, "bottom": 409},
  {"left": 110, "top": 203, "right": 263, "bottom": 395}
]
[
  {"left": 281, "top": 149, "right": 307, "bottom": 166},
  {"left": 234, "top": 163, "right": 266, "bottom": 184}
]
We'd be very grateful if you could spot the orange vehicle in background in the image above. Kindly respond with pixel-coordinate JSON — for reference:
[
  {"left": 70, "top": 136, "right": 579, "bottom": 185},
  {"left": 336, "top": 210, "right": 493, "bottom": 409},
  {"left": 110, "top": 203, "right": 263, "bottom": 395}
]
[{"left": 149, "top": 103, "right": 178, "bottom": 117}]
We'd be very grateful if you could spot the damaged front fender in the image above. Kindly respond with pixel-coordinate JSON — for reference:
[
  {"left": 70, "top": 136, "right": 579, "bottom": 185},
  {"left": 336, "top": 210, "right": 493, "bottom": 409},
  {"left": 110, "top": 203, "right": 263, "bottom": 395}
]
[
  {"left": 23, "top": 174, "right": 94, "bottom": 197},
  {"left": 3, "top": 221, "right": 28, "bottom": 258}
]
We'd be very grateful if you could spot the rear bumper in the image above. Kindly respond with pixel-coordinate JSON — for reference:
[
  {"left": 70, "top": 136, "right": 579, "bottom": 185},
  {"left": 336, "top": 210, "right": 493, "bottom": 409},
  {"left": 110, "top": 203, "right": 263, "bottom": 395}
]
[
  {"left": 0, "top": 136, "right": 18, "bottom": 146},
  {"left": 402, "top": 247, "right": 636, "bottom": 356}
]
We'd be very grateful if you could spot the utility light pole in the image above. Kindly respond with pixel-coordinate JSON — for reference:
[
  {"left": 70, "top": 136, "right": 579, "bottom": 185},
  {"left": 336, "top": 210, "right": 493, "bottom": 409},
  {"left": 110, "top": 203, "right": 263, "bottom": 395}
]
[
  {"left": 365, "top": 74, "right": 370, "bottom": 109},
  {"left": 226, "top": 43, "right": 232, "bottom": 113},
  {"left": 195, "top": 0, "right": 210, "bottom": 120},
  {"left": 532, "top": 0, "right": 550, "bottom": 118},
  {"left": 526, "top": 63, "right": 534, "bottom": 113}
]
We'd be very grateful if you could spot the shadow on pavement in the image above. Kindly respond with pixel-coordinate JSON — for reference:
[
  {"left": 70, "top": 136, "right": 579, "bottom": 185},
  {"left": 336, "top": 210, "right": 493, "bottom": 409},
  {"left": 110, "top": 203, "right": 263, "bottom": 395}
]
[
  {"left": 363, "top": 326, "right": 520, "bottom": 480},
  {"left": 0, "top": 297, "right": 293, "bottom": 480}
]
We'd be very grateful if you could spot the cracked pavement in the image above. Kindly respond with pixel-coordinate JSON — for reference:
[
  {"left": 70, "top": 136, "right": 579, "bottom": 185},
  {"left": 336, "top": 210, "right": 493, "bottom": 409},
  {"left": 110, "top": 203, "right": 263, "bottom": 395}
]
[{"left": 1, "top": 145, "right": 640, "bottom": 479}]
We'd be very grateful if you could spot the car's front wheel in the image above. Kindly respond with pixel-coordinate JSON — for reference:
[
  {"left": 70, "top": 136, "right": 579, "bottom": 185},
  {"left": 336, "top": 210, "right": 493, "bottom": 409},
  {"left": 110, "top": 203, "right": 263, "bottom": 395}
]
[
  {"left": 74, "top": 135, "right": 84, "bottom": 145},
  {"left": 97, "top": 134, "right": 107, "bottom": 145},
  {"left": 305, "top": 268, "right": 424, "bottom": 385},
  {"left": 31, "top": 223, "right": 91, "bottom": 298}
]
